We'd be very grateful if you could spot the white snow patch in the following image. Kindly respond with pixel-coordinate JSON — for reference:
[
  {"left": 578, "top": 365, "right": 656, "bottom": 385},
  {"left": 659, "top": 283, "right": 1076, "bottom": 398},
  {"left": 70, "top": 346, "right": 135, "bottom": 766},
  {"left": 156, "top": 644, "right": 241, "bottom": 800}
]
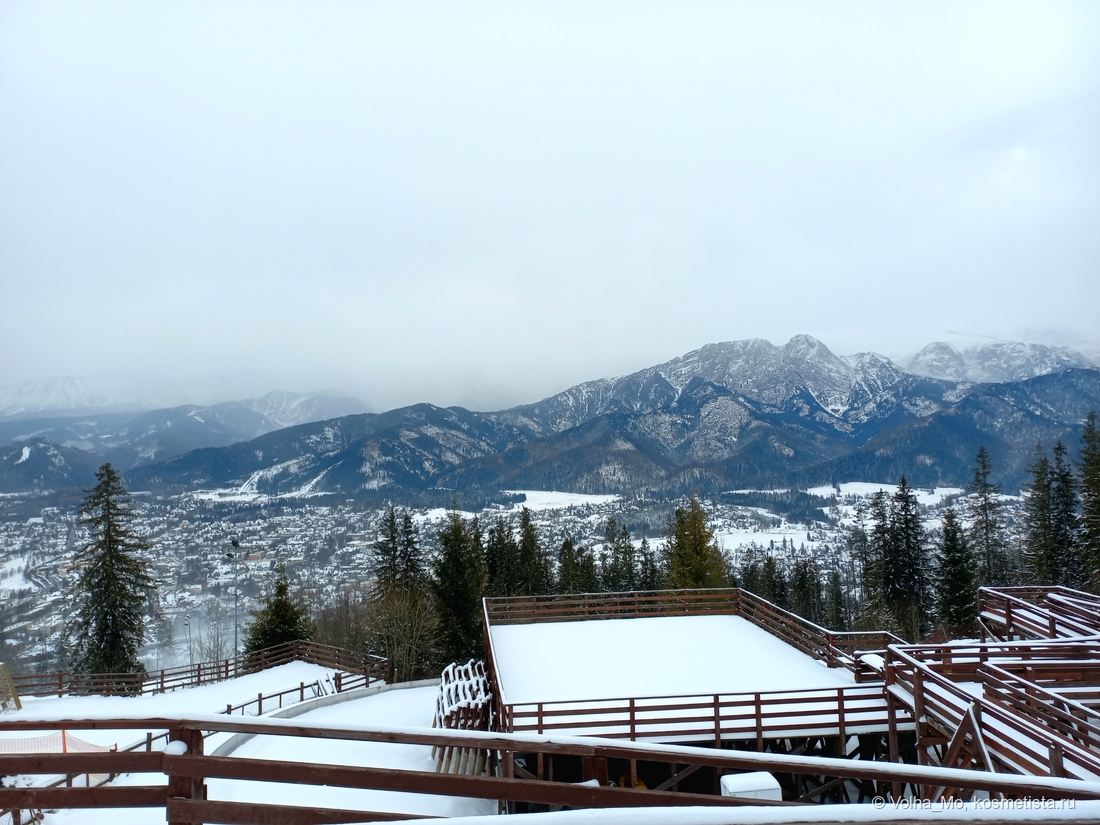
[
  {"left": 806, "top": 482, "right": 963, "bottom": 507},
  {"left": 503, "top": 490, "right": 621, "bottom": 511},
  {"left": 14, "top": 446, "right": 31, "bottom": 464},
  {"left": 490, "top": 615, "right": 853, "bottom": 706}
]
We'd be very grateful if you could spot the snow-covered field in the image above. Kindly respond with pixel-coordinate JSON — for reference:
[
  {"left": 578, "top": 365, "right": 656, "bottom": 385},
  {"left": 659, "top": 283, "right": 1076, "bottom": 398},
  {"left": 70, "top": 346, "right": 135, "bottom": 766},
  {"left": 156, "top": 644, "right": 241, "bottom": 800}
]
[
  {"left": 490, "top": 615, "right": 853, "bottom": 706},
  {"left": 806, "top": 482, "right": 965, "bottom": 507},
  {"left": 503, "top": 490, "right": 621, "bottom": 511}
]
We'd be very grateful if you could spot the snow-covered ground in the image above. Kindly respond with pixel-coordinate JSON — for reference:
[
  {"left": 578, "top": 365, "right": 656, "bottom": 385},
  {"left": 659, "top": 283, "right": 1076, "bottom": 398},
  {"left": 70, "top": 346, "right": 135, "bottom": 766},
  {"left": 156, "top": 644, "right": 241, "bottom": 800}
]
[
  {"left": 2, "top": 662, "right": 341, "bottom": 749},
  {"left": 806, "top": 482, "right": 965, "bottom": 507},
  {"left": 490, "top": 615, "right": 853, "bottom": 706},
  {"left": 206, "top": 687, "right": 494, "bottom": 819},
  {"left": 3, "top": 671, "right": 494, "bottom": 824},
  {"left": 503, "top": 490, "right": 621, "bottom": 511}
]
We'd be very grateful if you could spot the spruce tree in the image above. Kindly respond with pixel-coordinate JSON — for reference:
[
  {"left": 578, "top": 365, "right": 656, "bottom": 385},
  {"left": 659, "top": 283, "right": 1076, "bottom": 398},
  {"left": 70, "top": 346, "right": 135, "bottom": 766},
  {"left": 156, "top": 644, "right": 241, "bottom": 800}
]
[
  {"left": 515, "top": 507, "right": 550, "bottom": 596},
  {"left": 557, "top": 537, "right": 580, "bottom": 593},
  {"left": 636, "top": 537, "right": 664, "bottom": 591},
  {"left": 935, "top": 507, "right": 977, "bottom": 627},
  {"left": 789, "top": 557, "right": 822, "bottom": 624},
  {"left": 432, "top": 510, "right": 486, "bottom": 664},
  {"left": 885, "top": 477, "right": 928, "bottom": 642},
  {"left": 398, "top": 511, "right": 426, "bottom": 591},
  {"left": 244, "top": 569, "right": 312, "bottom": 653},
  {"left": 823, "top": 569, "right": 848, "bottom": 631},
  {"left": 1050, "top": 441, "right": 1081, "bottom": 586},
  {"left": 70, "top": 463, "right": 154, "bottom": 689},
  {"left": 1080, "top": 411, "right": 1100, "bottom": 592},
  {"left": 1023, "top": 443, "right": 1057, "bottom": 584},
  {"left": 373, "top": 507, "right": 402, "bottom": 594},
  {"left": 966, "top": 447, "right": 1010, "bottom": 587},
  {"left": 760, "top": 555, "right": 789, "bottom": 608},
  {"left": 574, "top": 545, "right": 602, "bottom": 594},
  {"left": 856, "top": 494, "right": 888, "bottom": 629},
  {"left": 599, "top": 518, "right": 637, "bottom": 592},
  {"left": 664, "top": 497, "right": 728, "bottom": 588},
  {"left": 485, "top": 516, "right": 519, "bottom": 597}
]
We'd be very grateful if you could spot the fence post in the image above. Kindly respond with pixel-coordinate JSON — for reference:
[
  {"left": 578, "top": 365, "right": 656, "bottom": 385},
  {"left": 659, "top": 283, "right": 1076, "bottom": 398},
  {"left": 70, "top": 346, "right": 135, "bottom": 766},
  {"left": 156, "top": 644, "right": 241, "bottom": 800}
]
[
  {"left": 166, "top": 725, "right": 205, "bottom": 825},
  {"left": 629, "top": 698, "right": 636, "bottom": 741},
  {"left": 58, "top": 670, "right": 64, "bottom": 697},
  {"left": 258, "top": 692, "right": 263, "bottom": 715},
  {"left": 713, "top": 694, "right": 721, "bottom": 748},
  {"left": 754, "top": 693, "right": 763, "bottom": 751},
  {"left": 300, "top": 682, "right": 305, "bottom": 702},
  {"left": 836, "top": 689, "right": 846, "bottom": 756},
  {"left": 538, "top": 703, "right": 544, "bottom": 735}
]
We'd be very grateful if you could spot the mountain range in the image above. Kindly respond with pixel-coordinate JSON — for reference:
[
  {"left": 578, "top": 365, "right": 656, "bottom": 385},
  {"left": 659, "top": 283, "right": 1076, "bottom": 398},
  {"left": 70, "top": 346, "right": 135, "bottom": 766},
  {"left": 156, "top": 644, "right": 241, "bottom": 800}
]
[{"left": 3, "top": 337, "right": 1098, "bottom": 501}]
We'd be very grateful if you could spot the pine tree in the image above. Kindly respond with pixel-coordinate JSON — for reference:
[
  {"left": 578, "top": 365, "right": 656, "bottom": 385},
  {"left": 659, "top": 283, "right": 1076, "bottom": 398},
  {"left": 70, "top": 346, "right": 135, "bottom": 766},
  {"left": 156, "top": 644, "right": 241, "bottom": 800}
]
[
  {"left": 1050, "top": 441, "right": 1081, "bottom": 586},
  {"left": 599, "top": 518, "right": 637, "bottom": 592},
  {"left": 557, "top": 537, "right": 580, "bottom": 593},
  {"left": 789, "top": 557, "right": 822, "bottom": 624},
  {"left": 884, "top": 477, "right": 928, "bottom": 642},
  {"left": 70, "top": 463, "right": 154, "bottom": 690},
  {"left": 244, "top": 568, "right": 312, "bottom": 653},
  {"left": 664, "top": 497, "right": 728, "bottom": 589},
  {"left": 515, "top": 507, "right": 550, "bottom": 596},
  {"left": 432, "top": 510, "right": 486, "bottom": 664},
  {"left": 1023, "top": 443, "right": 1058, "bottom": 584},
  {"left": 373, "top": 507, "right": 402, "bottom": 594},
  {"left": 823, "top": 569, "right": 848, "bottom": 631},
  {"left": 485, "top": 516, "right": 519, "bottom": 597},
  {"left": 855, "top": 494, "right": 887, "bottom": 629},
  {"left": 760, "top": 555, "right": 789, "bottom": 608},
  {"left": 636, "top": 537, "right": 664, "bottom": 591},
  {"left": 935, "top": 507, "right": 977, "bottom": 627},
  {"left": 1080, "top": 411, "right": 1100, "bottom": 592},
  {"left": 398, "top": 511, "right": 426, "bottom": 591},
  {"left": 966, "top": 447, "right": 1010, "bottom": 587}
]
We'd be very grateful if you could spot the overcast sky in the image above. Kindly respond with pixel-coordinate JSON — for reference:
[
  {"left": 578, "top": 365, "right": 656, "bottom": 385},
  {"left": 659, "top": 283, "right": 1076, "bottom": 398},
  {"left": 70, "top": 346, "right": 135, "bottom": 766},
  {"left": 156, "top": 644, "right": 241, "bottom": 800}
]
[{"left": 1, "top": 1, "right": 1098, "bottom": 411}]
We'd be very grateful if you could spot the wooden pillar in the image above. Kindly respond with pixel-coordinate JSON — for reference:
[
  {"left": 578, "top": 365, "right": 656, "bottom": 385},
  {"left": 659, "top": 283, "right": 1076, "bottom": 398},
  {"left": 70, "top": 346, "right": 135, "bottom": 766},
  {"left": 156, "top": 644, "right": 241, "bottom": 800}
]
[
  {"left": 886, "top": 691, "right": 901, "bottom": 801},
  {"left": 167, "top": 726, "right": 205, "bottom": 825}
]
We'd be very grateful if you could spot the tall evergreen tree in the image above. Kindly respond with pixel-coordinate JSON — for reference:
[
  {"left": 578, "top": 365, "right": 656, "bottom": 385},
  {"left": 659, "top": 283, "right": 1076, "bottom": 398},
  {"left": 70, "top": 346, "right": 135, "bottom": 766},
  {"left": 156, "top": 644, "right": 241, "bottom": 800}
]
[
  {"left": 600, "top": 518, "right": 637, "bottom": 592},
  {"left": 398, "top": 511, "right": 426, "bottom": 590},
  {"left": 485, "top": 516, "right": 519, "bottom": 597},
  {"left": 557, "top": 537, "right": 580, "bottom": 593},
  {"left": 372, "top": 507, "right": 402, "bottom": 594},
  {"left": 856, "top": 494, "right": 888, "bottom": 629},
  {"left": 738, "top": 545, "right": 767, "bottom": 599},
  {"left": 1023, "top": 443, "right": 1058, "bottom": 584},
  {"left": 760, "top": 555, "right": 789, "bottom": 608},
  {"left": 789, "top": 557, "right": 822, "bottom": 624},
  {"left": 884, "top": 477, "right": 928, "bottom": 642},
  {"left": 636, "top": 537, "right": 664, "bottom": 591},
  {"left": 663, "top": 497, "right": 728, "bottom": 589},
  {"left": 244, "top": 568, "right": 313, "bottom": 653},
  {"left": 1080, "top": 411, "right": 1100, "bottom": 592},
  {"left": 1051, "top": 441, "right": 1081, "bottom": 586},
  {"left": 935, "top": 507, "right": 977, "bottom": 627},
  {"left": 432, "top": 510, "right": 486, "bottom": 664},
  {"left": 515, "top": 507, "right": 550, "bottom": 596},
  {"left": 966, "top": 447, "right": 1010, "bottom": 587},
  {"left": 70, "top": 464, "right": 154, "bottom": 687},
  {"left": 823, "top": 569, "right": 848, "bottom": 631}
]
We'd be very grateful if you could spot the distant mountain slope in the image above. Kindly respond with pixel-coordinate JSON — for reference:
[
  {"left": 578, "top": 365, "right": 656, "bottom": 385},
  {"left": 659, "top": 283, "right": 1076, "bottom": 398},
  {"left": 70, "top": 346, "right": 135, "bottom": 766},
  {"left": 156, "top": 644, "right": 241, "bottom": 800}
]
[
  {"left": 907, "top": 341, "right": 1097, "bottom": 383},
  {"left": 8, "top": 338, "right": 1100, "bottom": 499},
  {"left": 0, "top": 439, "right": 101, "bottom": 492},
  {"left": 0, "top": 391, "right": 370, "bottom": 471}
]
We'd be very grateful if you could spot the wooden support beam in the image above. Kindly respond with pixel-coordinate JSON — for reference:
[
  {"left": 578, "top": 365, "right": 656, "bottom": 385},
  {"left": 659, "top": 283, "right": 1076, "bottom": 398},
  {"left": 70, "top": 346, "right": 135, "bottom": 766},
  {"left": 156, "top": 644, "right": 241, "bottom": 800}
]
[
  {"left": 653, "top": 763, "right": 703, "bottom": 792},
  {"left": 165, "top": 798, "right": 432, "bottom": 824}
]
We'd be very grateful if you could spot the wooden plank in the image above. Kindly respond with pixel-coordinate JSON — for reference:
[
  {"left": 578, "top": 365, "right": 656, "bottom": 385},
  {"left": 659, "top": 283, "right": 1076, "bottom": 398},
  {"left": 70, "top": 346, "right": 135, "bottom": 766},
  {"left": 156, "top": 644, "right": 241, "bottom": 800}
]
[
  {"left": 166, "top": 798, "right": 432, "bottom": 824},
  {"left": 0, "top": 785, "right": 166, "bottom": 808},
  {"left": 0, "top": 752, "right": 162, "bottom": 774},
  {"left": 165, "top": 754, "right": 785, "bottom": 808}
]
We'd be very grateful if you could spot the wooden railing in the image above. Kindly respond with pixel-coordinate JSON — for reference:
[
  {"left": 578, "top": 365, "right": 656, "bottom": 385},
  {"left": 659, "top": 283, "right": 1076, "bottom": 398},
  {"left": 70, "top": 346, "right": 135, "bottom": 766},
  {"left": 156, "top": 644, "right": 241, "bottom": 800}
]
[
  {"left": 502, "top": 684, "right": 906, "bottom": 749},
  {"left": 10, "top": 640, "right": 387, "bottom": 698},
  {"left": 979, "top": 587, "right": 1100, "bottom": 641},
  {"left": 483, "top": 588, "right": 902, "bottom": 682},
  {"left": 888, "top": 639, "right": 1100, "bottom": 683},
  {"left": 4, "top": 714, "right": 1098, "bottom": 825},
  {"left": 886, "top": 645, "right": 1100, "bottom": 781}
]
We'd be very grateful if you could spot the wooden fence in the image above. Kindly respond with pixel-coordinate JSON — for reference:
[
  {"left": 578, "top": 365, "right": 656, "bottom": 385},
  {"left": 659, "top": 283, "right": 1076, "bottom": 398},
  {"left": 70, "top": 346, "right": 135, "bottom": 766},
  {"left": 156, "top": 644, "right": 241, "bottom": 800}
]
[
  {"left": 502, "top": 684, "right": 906, "bottom": 749},
  {"left": 979, "top": 587, "right": 1100, "bottom": 641},
  {"left": 885, "top": 645, "right": 1100, "bottom": 781},
  {"left": 483, "top": 588, "right": 902, "bottom": 681},
  {"left": 4, "top": 714, "right": 1098, "bottom": 825},
  {"left": 9, "top": 640, "right": 386, "bottom": 699}
]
